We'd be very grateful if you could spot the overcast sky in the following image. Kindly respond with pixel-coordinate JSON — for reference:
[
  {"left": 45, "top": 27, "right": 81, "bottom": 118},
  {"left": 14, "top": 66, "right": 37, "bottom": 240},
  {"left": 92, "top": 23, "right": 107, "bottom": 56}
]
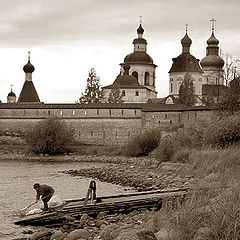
[{"left": 0, "top": 0, "right": 239, "bottom": 103}]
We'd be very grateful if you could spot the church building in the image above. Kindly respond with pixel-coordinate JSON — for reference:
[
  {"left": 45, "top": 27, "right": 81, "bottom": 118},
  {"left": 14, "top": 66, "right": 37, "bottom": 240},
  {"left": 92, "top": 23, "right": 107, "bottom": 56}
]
[
  {"left": 102, "top": 23, "right": 157, "bottom": 103},
  {"left": 166, "top": 26, "right": 203, "bottom": 104},
  {"left": 18, "top": 52, "right": 41, "bottom": 103},
  {"left": 200, "top": 20, "right": 225, "bottom": 103}
]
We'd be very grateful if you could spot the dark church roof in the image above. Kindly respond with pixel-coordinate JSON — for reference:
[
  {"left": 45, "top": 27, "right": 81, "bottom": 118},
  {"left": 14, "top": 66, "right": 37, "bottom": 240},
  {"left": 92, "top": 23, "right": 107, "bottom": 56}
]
[
  {"left": 124, "top": 52, "right": 153, "bottom": 64},
  {"left": 169, "top": 53, "right": 203, "bottom": 73},
  {"left": 113, "top": 65, "right": 139, "bottom": 86},
  {"left": 169, "top": 30, "right": 203, "bottom": 73},
  {"left": 18, "top": 81, "right": 40, "bottom": 103}
]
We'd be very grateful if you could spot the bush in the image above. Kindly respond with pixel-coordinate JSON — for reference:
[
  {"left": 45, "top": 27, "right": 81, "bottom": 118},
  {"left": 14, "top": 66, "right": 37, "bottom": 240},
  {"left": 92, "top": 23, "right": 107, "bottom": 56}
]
[
  {"left": 151, "top": 136, "right": 180, "bottom": 162},
  {"left": 204, "top": 115, "right": 240, "bottom": 148},
  {"left": 121, "top": 128, "right": 161, "bottom": 157},
  {"left": 171, "top": 148, "right": 191, "bottom": 163},
  {"left": 25, "top": 118, "right": 73, "bottom": 155}
]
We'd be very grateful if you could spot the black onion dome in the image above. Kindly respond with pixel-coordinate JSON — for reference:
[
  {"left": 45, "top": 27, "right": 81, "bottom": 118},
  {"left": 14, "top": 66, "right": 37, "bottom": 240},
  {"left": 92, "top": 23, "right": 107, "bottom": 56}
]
[
  {"left": 200, "top": 55, "right": 224, "bottom": 68},
  {"left": 8, "top": 91, "right": 16, "bottom": 97},
  {"left": 181, "top": 32, "right": 192, "bottom": 47},
  {"left": 124, "top": 52, "right": 153, "bottom": 64},
  {"left": 137, "top": 24, "right": 144, "bottom": 34},
  {"left": 23, "top": 60, "right": 35, "bottom": 73},
  {"left": 169, "top": 53, "right": 203, "bottom": 73},
  {"left": 207, "top": 32, "right": 219, "bottom": 45}
]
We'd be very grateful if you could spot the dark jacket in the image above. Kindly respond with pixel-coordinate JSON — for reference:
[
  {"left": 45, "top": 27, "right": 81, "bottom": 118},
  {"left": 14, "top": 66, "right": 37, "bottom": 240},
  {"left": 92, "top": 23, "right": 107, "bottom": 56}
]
[{"left": 36, "top": 184, "right": 54, "bottom": 201}]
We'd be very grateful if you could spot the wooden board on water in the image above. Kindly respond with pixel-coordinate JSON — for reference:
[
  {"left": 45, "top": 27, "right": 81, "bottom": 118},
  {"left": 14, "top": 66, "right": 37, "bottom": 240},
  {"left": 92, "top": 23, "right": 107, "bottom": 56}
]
[{"left": 14, "top": 187, "right": 188, "bottom": 226}]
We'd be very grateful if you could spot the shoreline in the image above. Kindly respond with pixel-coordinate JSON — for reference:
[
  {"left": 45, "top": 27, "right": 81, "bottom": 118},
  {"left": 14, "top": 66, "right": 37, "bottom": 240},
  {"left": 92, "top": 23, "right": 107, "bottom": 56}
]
[{"left": 4, "top": 150, "right": 194, "bottom": 240}]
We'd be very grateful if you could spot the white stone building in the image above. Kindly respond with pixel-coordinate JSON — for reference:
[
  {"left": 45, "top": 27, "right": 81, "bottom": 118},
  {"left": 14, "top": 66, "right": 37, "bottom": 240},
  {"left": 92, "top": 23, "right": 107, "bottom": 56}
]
[
  {"left": 168, "top": 29, "right": 203, "bottom": 102},
  {"left": 102, "top": 23, "right": 157, "bottom": 103}
]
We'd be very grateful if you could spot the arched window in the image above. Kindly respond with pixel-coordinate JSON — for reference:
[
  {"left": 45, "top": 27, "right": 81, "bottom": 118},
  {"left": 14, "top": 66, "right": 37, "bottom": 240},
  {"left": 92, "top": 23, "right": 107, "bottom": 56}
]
[
  {"left": 178, "top": 82, "right": 182, "bottom": 92},
  {"left": 170, "top": 83, "right": 173, "bottom": 93},
  {"left": 132, "top": 71, "right": 138, "bottom": 80},
  {"left": 144, "top": 72, "right": 150, "bottom": 85}
]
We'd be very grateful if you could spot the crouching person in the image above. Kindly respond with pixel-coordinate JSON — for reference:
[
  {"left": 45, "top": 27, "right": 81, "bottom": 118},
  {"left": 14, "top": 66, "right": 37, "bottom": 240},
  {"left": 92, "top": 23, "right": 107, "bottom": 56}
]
[{"left": 33, "top": 183, "right": 55, "bottom": 211}]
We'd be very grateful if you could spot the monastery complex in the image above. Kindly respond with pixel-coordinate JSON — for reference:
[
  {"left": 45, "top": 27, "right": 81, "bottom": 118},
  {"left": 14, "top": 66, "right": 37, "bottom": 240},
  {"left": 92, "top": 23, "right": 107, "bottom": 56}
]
[{"left": 0, "top": 21, "right": 228, "bottom": 145}]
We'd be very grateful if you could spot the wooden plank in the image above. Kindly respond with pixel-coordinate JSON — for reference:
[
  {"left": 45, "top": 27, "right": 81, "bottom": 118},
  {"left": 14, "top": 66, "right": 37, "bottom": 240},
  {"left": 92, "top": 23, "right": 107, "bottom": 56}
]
[{"left": 14, "top": 188, "right": 188, "bottom": 226}]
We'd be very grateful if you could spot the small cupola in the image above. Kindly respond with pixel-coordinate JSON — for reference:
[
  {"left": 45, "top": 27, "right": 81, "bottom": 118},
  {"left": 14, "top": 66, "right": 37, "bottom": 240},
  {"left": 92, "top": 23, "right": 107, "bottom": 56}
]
[
  {"left": 7, "top": 85, "right": 16, "bottom": 103},
  {"left": 137, "top": 24, "right": 144, "bottom": 37},
  {"left": 181, "top": 24, "right": 192, "bottom": 53}
]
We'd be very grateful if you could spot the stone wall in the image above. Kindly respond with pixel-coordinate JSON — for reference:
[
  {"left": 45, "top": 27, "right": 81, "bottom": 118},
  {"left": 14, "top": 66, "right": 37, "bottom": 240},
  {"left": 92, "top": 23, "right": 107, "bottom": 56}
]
[
  {"left": 0, "top": 117, "right": 142, "bottom": 145},
  {"left": 0, "top": 103, "right": 213, "bottom": 145}
]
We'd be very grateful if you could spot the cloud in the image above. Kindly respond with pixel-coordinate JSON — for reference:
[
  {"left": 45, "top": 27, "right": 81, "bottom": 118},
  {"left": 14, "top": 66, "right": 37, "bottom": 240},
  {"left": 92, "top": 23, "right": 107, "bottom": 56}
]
[{"left": 0, "top": 0, "right": 239, "bottom": 49}]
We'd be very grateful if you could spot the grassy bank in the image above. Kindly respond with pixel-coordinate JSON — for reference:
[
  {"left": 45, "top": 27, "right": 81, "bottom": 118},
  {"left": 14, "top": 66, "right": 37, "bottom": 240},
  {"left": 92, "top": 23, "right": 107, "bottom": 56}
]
[{"left": 149, "top": 147, "right": 240, "bottom": 240}]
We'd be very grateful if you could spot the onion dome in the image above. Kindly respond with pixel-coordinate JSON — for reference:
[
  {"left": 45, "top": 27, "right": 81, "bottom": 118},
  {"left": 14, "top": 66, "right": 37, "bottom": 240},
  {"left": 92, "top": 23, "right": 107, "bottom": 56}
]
[
  {"left": 137, "top": 24, "right": 144, "bottom": 35},
  {"left": 113, "top": 65, "right": 139, "bottom": 86},
  {"left": 23, "top": 51, "right": 35, "bottom": 73},
  {"left": 124, "top": 52, "right": 153, "bottom": 64},
  {"left": 8, "top": 91, "right": 16, "bottom": 97},
  {"left": 23, "top": 61, "right": 35, "bottom": 73},
  {"left": 200, "top": 55, "right": 224, "bottom": 68},
  {"left": 181, "top": 32, "right": 192, "bottom": 48},
  {"left": 200, "top": 23, "right": 224, "bottom": 69},
  {"left": 181, "top": 29, "right": 192, "bottom": 53},
  {"left": 207, "top": 32, "right": 219, "bottom": 45}
]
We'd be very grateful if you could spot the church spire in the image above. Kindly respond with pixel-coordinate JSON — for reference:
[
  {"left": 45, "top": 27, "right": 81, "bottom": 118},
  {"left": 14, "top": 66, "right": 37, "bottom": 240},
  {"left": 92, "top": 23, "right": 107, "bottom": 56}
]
[
  {"left": 133, "top": 17, "right": 147, "bottom": 52},
  {"left": 137, "top": 16, "right": 144, "bottom": 38},
  {"left": 18, "top": 51, "right": 40, "bottom": 103},
  {"left": 206, "top": 19, "right": 220, "bottom": 55}
]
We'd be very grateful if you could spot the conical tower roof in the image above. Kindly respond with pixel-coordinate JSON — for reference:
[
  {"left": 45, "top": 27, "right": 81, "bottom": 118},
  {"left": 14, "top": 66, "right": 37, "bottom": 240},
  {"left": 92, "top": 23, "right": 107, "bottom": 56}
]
[
  {"left": 18, "top": 81, "right": 40, "bottom": 102},
  {"left": 18, "top": 52, "right": 40, "bottom": 103}
]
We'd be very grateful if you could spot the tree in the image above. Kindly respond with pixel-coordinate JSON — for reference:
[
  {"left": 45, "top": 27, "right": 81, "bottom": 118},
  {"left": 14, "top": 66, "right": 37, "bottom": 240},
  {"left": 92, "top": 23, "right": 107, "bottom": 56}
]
[
  {"left": 108, "top": 84, "right": 124, "bottom": 103},
  {"left": 178, "top": 73, "right": 196, "bottom": 106},
  {"left": 79, "top": 68, "right": 102, "bottom": 104},
  {"left": 26, "top": 118, "right": 73, "bottom": 155},
  {"left": 217, "top": 76, "right": 240, "bottom": 114},
  {"left": 220, "top": 50, "right": 240, "bottom": 86}
]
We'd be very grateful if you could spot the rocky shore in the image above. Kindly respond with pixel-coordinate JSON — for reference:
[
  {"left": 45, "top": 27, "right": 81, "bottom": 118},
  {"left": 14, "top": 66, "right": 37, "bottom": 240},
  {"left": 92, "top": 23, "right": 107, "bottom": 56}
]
[{"left": 8, "top": 152, "right": 194, "bottom": 240}]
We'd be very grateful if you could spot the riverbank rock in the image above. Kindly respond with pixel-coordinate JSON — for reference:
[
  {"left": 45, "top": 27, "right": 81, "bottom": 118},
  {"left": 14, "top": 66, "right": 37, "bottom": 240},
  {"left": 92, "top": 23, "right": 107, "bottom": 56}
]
[
  {"left": 66, "top": 229, "right": 90, "bottom": 240},
  {"left": 99, "top": 223, "right": 119, "bottom": 240},
  {"left": 50, "top": 230, "right": 67, "bottom": 240},
  {"left": 29, "top": 230, "right": 51, "bottom": 240}
]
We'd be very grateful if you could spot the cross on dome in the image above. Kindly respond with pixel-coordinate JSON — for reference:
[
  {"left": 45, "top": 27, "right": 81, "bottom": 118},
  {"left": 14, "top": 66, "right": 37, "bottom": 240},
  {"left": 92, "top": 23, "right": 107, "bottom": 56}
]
[
  {"left": 28, "top": 51, "right": 31, "bottom": 62},
  {"left": 210, "top": 18, "right": 216, "bottom": 32}
]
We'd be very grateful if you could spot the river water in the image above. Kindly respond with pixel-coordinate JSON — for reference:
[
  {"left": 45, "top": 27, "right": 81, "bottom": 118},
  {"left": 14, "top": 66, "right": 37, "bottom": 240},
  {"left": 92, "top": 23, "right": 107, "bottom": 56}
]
[{"left": 0, "top": 158, "right": 131, "bottom": 240}]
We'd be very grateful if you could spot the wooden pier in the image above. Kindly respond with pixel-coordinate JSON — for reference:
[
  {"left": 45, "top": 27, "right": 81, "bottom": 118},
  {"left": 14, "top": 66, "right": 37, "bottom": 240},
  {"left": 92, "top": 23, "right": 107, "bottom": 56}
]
[{"left": 14, "top": 187, "right": 188, "bottom": 226}]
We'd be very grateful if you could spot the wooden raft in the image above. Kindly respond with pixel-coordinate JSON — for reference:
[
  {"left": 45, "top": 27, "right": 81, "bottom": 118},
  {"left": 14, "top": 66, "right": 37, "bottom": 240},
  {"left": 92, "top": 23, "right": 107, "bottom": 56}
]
[{"left": 14, "top": 187, "right": 188, "bottom": 226}]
